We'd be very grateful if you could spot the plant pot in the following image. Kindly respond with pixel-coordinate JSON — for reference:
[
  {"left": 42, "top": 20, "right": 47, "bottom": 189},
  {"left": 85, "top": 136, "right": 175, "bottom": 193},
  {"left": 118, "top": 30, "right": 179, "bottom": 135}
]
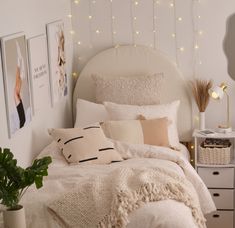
[
  {"left": 199, "top": 112, "right": 205, "bottom": 130},
  {"left": 3, "top": 205, "right": 26, "bottom": 228}
]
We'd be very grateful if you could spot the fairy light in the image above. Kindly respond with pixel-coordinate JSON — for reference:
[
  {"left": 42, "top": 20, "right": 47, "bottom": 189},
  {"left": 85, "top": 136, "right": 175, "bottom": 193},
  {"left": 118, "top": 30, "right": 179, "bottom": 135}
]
[
  {"left": 192, "top": 0, "right": 203, "bottom": 77},
  {"left": 70, "top": 30, "right": 75, "bottom": 35},
  {"left": 110, "top": 0, "right": 115, "bottom": 46},
  {"left": 77, "top": 41, "right": 81, "bottom": 45},
  {"left": 74, "top": 0, "right": 79, "bottom": 4},
  {"left": 95, "top": 29, "right": 100, "bottom": 34},
  {"left": 67, "top": 14, "right": 72, "bottom": 18},
  {"left": 153, "top": 0, "right": 158, "bottom": 49},
  {"left": 177, "top": 17, "right": 182, "bottom": 21},
  {"left": 130, "top": 0, "right": 136, "bottom": 46},
  {"left": 88, "top": 0, "right": 93, "bottom": 48}
]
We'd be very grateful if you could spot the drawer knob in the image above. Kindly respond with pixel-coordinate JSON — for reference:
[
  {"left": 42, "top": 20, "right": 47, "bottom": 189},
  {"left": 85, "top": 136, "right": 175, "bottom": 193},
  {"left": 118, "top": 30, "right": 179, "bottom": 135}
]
[
  {"left": 213, "top": 214, "right": 220, "bottom": 218},
  {"left": 213, "top": 193, "right": 220, "bottom": 197},
  {"left": 212, "top": 171, "right": 220, "bottom": 175}
]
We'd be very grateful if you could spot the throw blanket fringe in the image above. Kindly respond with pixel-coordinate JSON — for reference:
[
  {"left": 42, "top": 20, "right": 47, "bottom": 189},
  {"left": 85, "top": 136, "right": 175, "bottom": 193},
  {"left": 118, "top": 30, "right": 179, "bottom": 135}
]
[{"left": 48, "top": 167, "right": 206, "bottom": 228}]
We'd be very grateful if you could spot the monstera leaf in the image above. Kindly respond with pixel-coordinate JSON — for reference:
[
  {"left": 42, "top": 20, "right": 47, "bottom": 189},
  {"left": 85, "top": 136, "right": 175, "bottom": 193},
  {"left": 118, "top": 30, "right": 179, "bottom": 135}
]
[{"left": 0, "top": 148, "right": 52, "bottom": 209}]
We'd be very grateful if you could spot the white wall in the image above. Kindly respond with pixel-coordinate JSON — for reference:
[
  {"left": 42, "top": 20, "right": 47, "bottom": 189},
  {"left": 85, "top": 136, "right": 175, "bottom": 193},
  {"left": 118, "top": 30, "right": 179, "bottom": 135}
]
[
  {"left": 71, "top": 0, "right": 235, "bottom": 132},
  {"left": 0, "top": 0, "right": 73, "bottom": 167}
]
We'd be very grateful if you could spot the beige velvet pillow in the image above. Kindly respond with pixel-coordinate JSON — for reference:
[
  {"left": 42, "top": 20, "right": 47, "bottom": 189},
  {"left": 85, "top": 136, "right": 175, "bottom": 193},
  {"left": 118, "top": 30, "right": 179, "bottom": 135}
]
[
  {"left": 48, "top": 124, "right": 123, "bottom": 164},
  {"left": 101, "top": 117, "right": 170, "bottom": 147},
  {"left": 92, "top": 73, "right": 164, "bottom": 105}
]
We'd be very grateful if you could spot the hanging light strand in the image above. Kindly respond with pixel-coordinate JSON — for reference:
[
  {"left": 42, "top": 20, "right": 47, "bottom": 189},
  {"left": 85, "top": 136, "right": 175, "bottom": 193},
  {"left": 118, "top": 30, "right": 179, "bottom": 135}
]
[
  {"left": 110, "top": 0, "right": 115, "bottom": 46},
  {"left": 88, "top": 0, "right": 93, "bottom": 48},
  {"left": 130, "top": 0, "right": 136, "bottom": 46},
  {"left": 152, "top": 0, "right": 157, "bottom": 49}
]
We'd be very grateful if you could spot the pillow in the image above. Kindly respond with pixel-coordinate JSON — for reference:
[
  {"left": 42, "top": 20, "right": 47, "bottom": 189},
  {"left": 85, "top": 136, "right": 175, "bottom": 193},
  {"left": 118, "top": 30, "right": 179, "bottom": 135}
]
[
  {"left": 104, "top": 100, "right": 180, "bottom": 149},
  {"left": 101, "top": 117, "right": 170, "bottom": 147},
  {"left": 92, "top": 73, "right": 164, "bottom": 105},
  {"left": 48, "top": 123, "right": 123, "bottom": 164},
  {"left": 74, "top": 99, "right": 109, "bottom": 127}
]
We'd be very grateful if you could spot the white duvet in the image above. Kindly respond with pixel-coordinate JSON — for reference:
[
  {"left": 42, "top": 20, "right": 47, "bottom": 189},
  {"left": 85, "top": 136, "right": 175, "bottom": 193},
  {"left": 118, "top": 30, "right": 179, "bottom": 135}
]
[{"left": 0, "top": 141, "right": 215, "bottom": 228}]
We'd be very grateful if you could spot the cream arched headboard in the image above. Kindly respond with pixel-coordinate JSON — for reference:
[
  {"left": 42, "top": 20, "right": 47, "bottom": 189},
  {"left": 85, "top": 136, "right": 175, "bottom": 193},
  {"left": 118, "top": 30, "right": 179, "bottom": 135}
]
[{"left": 73, "top": 45, "right": 192, "bottom": 141}]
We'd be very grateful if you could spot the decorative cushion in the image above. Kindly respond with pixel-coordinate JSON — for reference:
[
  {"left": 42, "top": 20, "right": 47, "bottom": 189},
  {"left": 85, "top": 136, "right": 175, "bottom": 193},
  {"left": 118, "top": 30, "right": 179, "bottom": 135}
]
[
  {"left": 101, "top": 117, "right": 170, "bottom": 147},
  {"left": 104, "top": 100, "right": 180, "bottom": 149},
  {"left": 74, "top": 99, "right": 109, "bottom": 128},
  {"left": 48, "top": 124, "right": 123, "bottom": 164},
  {"left": 92, "top": 73, "right": 164, "bottom": 105}
]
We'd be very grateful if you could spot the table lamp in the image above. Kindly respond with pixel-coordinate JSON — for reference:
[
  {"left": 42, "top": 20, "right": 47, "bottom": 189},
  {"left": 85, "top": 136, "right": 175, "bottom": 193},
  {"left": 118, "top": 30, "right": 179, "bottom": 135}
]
[{"left": 208, "top": 82, "right": 232, "bottom": 133}]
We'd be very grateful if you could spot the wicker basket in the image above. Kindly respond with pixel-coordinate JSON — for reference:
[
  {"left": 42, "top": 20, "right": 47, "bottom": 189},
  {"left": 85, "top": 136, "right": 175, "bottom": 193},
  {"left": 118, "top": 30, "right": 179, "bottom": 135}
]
[{"left": 198, "top": 146, "right": 232, "bottom": 165}]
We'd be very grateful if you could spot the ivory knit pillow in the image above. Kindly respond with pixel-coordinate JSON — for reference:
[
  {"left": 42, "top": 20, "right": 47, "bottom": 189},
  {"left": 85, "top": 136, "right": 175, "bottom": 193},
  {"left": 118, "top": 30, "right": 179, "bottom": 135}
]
[
  {"left": 48, "top": 124, "right": 123, "bottom": 164},
  {"left": 92, "top": 73, "right": 164, "bottom": 105},
  {"left": 101, "top": 117, "right": 170, "bottom": 147}
]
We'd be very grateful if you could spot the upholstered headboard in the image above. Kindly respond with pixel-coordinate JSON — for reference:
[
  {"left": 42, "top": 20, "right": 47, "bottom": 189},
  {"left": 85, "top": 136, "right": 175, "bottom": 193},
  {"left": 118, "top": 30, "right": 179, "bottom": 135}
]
[{"left": 73, "top": 45, "right": 192, "bottom": 141}]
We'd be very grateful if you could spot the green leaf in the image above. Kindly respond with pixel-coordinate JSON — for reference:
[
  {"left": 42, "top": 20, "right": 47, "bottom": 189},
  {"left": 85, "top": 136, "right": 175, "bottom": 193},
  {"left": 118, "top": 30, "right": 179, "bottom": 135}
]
[{"left": 0, "top": 147, "right": 52, "bottom": 209}]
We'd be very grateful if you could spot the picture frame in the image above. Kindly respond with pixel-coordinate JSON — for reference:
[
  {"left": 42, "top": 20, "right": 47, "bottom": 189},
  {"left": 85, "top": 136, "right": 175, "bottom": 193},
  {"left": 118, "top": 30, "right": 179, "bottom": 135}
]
[
  {"left": 0, "top": 32, "right": 32, "bottom": 138},
  {"left": 46, "top": 20, "right": 67, "bottom": 106},
  {"left": 27, "top": 34, "right": 51, "bottom": 115}
]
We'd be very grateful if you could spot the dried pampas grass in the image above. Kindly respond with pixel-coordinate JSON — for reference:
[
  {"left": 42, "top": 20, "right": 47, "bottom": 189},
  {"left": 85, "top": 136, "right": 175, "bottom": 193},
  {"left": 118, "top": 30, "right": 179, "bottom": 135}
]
[{"left": 190, "top": 79, "right": 213, "bottom": 112}]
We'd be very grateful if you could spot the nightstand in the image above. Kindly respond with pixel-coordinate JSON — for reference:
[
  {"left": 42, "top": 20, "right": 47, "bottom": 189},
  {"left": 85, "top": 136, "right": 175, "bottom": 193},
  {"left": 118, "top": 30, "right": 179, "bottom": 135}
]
[{"left": 193, "top": 130, "right": 235, "bottom": 228}]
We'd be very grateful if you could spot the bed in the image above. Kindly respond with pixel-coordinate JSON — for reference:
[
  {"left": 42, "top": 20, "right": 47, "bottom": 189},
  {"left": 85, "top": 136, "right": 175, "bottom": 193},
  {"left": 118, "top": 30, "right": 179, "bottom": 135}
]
[{"left": 0, "top": 45, "right": 215, "bottom": 228}]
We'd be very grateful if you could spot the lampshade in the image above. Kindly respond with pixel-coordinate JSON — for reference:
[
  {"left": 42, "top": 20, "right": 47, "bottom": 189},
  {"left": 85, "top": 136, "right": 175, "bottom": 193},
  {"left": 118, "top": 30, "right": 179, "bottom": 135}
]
[{"left": 208, "top": 83, "right": 227, "bottom": 100}]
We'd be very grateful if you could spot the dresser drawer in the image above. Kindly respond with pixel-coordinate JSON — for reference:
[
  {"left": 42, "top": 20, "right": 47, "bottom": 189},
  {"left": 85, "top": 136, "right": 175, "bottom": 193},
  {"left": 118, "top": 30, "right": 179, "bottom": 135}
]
[
  {"left": 209, "top": 189, "right": 234, "bottom": 209},
  {"left": 206, "top": 210, "right": 233, "bottom": 228},
  {"left": 198, "top": 167, "right": 234, "bottom": 188}
]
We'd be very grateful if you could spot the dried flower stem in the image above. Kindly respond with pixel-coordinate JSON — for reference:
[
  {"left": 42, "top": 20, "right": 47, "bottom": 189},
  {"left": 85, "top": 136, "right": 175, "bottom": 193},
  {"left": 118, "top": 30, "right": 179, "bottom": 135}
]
[{"left": 190, "top": 79, "right": 213, "bottom": 112}]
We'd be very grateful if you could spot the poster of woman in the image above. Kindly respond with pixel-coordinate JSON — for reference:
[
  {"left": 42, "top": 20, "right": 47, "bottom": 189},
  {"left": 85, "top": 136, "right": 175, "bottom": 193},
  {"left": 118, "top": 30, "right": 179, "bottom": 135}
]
[
  {"left": 46, "top": 20, "right": 68, "bottom": 106},
  {"left": 1, "top": 32, "right": 32, "bottom": 138}
]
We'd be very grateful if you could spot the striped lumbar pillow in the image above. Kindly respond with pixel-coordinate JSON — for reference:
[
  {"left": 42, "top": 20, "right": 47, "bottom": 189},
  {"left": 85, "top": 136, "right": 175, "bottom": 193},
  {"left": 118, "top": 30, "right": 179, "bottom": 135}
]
[{"left": 48, "top": 123, "right": 123, "bottom": 164}]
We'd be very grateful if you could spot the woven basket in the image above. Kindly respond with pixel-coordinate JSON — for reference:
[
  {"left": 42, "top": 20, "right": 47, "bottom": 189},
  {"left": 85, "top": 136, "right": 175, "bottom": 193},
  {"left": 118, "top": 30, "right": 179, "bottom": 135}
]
[{"left": 199, "top": 146, "right": 232, "bottom": 165}]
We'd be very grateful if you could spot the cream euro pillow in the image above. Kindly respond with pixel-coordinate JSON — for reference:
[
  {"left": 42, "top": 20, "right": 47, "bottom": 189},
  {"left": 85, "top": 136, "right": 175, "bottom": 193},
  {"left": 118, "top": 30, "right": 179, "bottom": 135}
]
[
  {"left": 92, "top": 73, "right": 164, "bottom": 105},
  {"left": 104, "top": 100, "right": 180, "bottom": 149},
  {"left": 74, "top": 99, "right": 109, "bottom": 128},
  {"left": 48, "top": 123, "right": 123, "bottom": 164},
  {"left": 102, "top": 117, "right": 170, "bottom": 147}
]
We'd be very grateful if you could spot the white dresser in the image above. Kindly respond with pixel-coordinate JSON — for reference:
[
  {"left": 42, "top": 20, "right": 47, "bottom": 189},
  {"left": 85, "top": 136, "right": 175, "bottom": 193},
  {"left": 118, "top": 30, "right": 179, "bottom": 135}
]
[{"left": 194, "top": 130, "right": 235, "bottom": 228}]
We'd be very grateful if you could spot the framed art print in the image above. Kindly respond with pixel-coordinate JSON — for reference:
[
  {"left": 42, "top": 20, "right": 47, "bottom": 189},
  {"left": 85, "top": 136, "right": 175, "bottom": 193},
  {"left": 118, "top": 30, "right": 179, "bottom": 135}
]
[
  {"left": 46, "top": 20, "right": 68, "bottom": 106},
  {"left": 28, "top": 34, "right": 51, "bottom": 115},
  {"left": 1, "top": 32, "right": 32, "bottom": 137}
]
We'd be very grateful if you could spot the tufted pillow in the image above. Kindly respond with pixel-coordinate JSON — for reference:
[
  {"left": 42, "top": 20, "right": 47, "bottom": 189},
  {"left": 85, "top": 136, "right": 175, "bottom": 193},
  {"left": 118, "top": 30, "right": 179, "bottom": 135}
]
[
  {"left": 48, "top": 124, "right": 123, "bottom": 164},
  {"left": 92, "top": 73, "right": 164, "bottom": 105},
  {"left": 104, "top": 100, "right": 180, "bottom": 150},
  {"left": 101, "top": 117, "right": 170, "bottom": 147}
]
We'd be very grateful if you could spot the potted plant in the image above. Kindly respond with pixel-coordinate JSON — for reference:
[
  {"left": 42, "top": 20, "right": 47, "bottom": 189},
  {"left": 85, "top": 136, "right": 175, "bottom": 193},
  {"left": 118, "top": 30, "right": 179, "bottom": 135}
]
[
  {"left": 190, "top": 79, "right": 212, "bottom": 130},
  {"left": 0, "top": 147, "right": 52, "bottom": 228}
]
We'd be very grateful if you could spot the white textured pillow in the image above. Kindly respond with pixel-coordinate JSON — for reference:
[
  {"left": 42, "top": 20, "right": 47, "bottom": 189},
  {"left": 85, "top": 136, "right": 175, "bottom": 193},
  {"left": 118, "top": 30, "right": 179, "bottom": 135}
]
[
  {"left": 74, "top": 99, "right": 109, "bottom": 127},
  {"left": 104, "top": 100, "right": 180, "bottom": 149},
  {"left": 92, "top": 73, "right": 164, "bottom": 105},
  {"left": 48, "top": 123, "right": 123, "bottom": 164}
]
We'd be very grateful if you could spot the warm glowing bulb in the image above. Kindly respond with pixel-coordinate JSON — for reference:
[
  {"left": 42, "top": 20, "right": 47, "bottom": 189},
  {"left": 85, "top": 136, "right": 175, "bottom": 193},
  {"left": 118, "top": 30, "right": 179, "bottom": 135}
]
[
  {"left": 74, "top": 0, "right": 79, "bottom": 4},
  {"left": 198, "top": 30, "right": 203, "bottom": 35},
  {"left": 198, "top": 15, "right": 201, "bottom": 19},
  {"left": 178, "top": 17, "right": 182, "bottom": 21},
  {"left": 179, "top": 47, "right": 184, "bottom": 52},
  {"left": 153, "top": 30, "right": 156, "bottom": 33},
  {"left": 112, "top": 16, "right": 115, "bottom": 20},
  {"left": 135, "top": 31, "right": 140, "bottom": 35},
  {"left": 211, "top": 92, "right": 219, "bottom": 99},
  {"left": 77, "top": 41, "right": 81, "bottom": 45},
  {"left": 134, "top": 17, "right": 137, "bottom": 20},
  {"left": 170, "top": 2, "right": 174, "bottom": 7},
  {"left": 134, "top": 1, "right": 139, "bottom": 5},
  {"left": 155, "top": 0, "right": 160, "bottom": 4},
  {"left": 70, "top": 30, "right": 75, "bottom": 35},
  {"left": 72, "top": 72, "right": 77, "bottom": 77},
  {"left": 96, "top": 29, "right": 100, "bottom": 34},
  {"left": 67, "top": 14, "right": 72, "bottom": 18},
  {"left": 194, "top": 44, "right": 199, "bottom": 49},
  {"left": 88, "top": 15, "right": 92, "bottom": 19},
  {"left": 171, "top": 33, "right": 176, "bottom": 38},
  {"left": 113, "top": 31, "right": 117, "bottom": 34}
]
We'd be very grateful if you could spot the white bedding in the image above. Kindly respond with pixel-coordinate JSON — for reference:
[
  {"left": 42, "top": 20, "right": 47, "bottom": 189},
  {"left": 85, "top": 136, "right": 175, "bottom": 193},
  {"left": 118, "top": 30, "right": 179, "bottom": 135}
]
[{"left": 0, "top": 141, "right": 215, "bottom": 228}]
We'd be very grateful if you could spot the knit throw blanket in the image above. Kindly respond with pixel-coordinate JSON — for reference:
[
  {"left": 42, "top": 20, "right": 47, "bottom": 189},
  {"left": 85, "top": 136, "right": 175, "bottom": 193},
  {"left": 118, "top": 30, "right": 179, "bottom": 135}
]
[{"left": 47, "top": 166, "right": 206, "bottom": 228}]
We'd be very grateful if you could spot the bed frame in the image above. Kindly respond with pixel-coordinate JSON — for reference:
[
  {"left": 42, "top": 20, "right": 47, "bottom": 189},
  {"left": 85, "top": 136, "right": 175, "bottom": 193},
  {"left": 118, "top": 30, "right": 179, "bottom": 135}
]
[{"left": 73, "top": 45, "right": 192, "bottom": 141}]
